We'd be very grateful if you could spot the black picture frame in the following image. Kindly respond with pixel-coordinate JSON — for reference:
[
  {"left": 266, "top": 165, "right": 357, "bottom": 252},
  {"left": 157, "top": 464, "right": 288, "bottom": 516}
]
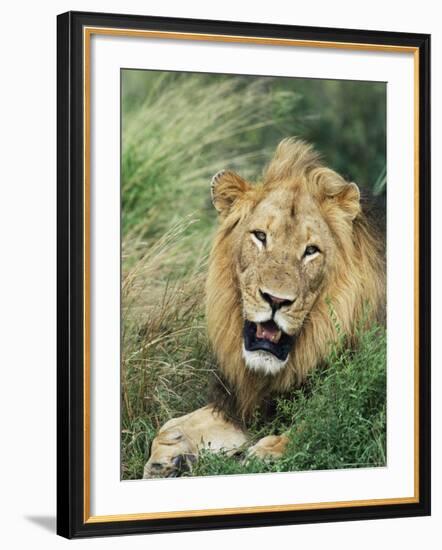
[{"left": 57, "top": 10, "right": 431, "bottom": 539}]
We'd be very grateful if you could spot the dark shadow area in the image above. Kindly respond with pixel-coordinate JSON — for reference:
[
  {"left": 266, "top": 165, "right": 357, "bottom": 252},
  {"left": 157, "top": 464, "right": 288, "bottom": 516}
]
[{"left": 25, "top": 515, "right": 56, "bottom": 533}]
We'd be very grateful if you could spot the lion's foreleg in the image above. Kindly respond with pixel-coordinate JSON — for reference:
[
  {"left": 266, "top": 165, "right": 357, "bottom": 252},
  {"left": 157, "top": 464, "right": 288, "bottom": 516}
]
[{"left": 143, "top": 405, "right": 248, "bottom": 478}]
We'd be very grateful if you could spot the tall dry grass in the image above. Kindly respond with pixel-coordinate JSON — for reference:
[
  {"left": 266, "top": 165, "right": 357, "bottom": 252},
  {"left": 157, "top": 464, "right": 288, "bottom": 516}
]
[
  {"left": 122, "top": 72, "right": 281, "bottom": 239},
  {"left": 121, "top": 219, "right": 215, "bottom": 479}
]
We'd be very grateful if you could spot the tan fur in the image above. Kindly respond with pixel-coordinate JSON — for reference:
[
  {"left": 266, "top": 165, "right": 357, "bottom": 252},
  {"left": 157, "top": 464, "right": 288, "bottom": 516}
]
[{"left": 206, "top": 137, "right": 385, "bottom": 421}]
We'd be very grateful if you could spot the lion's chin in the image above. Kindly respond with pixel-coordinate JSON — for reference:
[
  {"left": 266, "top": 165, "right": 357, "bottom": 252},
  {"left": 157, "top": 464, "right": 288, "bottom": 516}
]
[{"left": 242, "top": 347, "right": 289, "bottom": 375}]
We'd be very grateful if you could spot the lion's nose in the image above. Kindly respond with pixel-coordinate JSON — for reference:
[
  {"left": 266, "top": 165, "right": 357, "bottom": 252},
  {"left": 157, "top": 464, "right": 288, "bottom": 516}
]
[{"left": 260, "top": 289, "right": 295, "bottom": 310}]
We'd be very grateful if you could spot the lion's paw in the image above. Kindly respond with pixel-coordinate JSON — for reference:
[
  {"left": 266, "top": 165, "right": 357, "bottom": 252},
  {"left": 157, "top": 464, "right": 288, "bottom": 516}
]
[
  {"left": 143, "top": 452, "right": 197, "bottom": 479},
  {"left": 143, "top": 427, "right": 198, "bottom": 479},
  {"left": 247, "top": 434, "right": 289, "bottom": 460}
]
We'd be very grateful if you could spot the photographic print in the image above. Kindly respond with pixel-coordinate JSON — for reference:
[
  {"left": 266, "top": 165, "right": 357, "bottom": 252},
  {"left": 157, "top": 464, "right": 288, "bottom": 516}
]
[
  {"left": 57, "top": 12, "right": 430, "bottom": 537},
  {"left": 121, "top": 70, "right": 387, "bottom": 481}
]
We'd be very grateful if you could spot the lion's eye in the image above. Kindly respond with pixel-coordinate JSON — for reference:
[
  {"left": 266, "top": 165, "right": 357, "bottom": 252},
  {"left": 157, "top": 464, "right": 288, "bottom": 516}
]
[
  {"left": 252, "top": 231, "right": 267, "bottom": 244},
  {"left": 304, "top": 245, "right": 320, "bottom": 257}
]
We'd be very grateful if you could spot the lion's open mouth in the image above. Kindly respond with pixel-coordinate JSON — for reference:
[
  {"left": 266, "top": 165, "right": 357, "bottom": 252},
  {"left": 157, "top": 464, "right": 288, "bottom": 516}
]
[{"left": 243, "top": 320, "right": 294, "bottom": 361}]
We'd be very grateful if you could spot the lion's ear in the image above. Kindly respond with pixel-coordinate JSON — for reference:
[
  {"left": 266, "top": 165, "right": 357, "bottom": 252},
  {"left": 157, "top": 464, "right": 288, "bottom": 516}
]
[
  {"left": 333, "top": 181, "right": 361, "bottom": 220},
  {"left": 210, "top": 170, "right": 251, "bottom": 216},
  {"left": 315, "top": 168, "right": 361, "bottom": 220}
]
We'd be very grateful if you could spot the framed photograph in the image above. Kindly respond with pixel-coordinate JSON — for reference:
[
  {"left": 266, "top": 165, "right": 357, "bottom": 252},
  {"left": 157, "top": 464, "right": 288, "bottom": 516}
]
[{"left": 57, "top": 11, "right": 431, "bottom": 538}]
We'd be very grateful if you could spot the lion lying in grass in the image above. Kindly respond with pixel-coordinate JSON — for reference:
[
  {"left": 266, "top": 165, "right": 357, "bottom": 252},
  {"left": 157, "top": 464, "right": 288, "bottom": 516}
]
[{"left": 144, "top": 138, "right": 385, "bottom": 478}]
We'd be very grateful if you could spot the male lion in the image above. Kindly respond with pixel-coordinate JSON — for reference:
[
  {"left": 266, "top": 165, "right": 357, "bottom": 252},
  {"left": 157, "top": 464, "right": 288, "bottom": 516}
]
[{"left": 143, "top": 138, "right": 385, "bottom": 478}]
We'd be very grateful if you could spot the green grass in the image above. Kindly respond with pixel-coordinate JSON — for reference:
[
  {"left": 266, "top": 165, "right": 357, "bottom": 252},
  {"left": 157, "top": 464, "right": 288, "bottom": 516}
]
[
  {"left": 120, "top": 70, "right": 387, "bottom": 480},
  {"left": 191, "top": 324, "right": 386, "bottom": 477}
]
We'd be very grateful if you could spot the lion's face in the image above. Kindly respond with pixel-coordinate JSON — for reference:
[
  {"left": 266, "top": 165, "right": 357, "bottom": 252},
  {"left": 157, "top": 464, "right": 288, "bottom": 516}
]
[
  {"left": 236, "top": 187, "right": 333, "bottom": 374},
  {"left": 209, "top": 143, "right": 360, "bottom": 376}
]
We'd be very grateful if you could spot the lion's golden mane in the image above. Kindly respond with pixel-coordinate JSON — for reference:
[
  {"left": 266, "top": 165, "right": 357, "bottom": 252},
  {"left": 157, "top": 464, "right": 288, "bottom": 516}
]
[{"left": 205, "top": 139, "right": 385, "bottom": 423}]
